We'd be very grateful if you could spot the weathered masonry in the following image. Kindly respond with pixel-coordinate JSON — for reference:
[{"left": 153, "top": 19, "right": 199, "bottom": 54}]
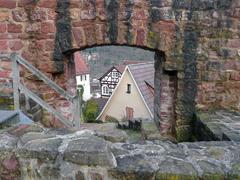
[{"left": 0, "top": 0, "right": 240, "bottom": 141}]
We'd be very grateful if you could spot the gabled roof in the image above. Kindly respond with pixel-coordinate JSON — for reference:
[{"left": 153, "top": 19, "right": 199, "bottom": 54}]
[
  {"left": 98, "top": 60, "right": 145, "bottom": 80},
  {"left": 98, "top": 66, "right": 121, "bottom": 80},
  {"left": 122, "top": 60, "right": 145, "bottom": 65},
  {"left": 74, "top": 52, "right": 90, "bottom": 75},
  {"left": 115, "top": 65, "right": 126, "bottom": 73},
  {"left": 97, "top": 61, "right": 155, "bottom": 120},
  {"left": 128, "top": 62, "right": 154, "bottom": 115},
  {"left": 93, "top": 98, "right": 109, "bottom": 112}
]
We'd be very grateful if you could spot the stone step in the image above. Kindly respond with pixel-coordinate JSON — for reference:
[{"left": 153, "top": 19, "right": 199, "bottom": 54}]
[
  {"left": 0, "top": 110, "right": 33, "bottom": 127},
  {"left": 0, "top": 110, "right": 19, "bottom": 125}
]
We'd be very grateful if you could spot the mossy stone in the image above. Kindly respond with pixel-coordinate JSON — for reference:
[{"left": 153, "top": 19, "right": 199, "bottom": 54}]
[
  {"left": 156, "top": 173, "right": 198, "bottom": 180},
  {"left": 202, "top": 174, "right": 225, "bottom": 180},
  {"left": 176, "top": 125, "right": 192, "bottom": 142}
]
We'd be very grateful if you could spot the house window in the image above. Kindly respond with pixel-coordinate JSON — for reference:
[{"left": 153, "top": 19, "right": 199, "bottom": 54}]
[
  {"left": 112, "top": 72, "right": 118, "bottom": 78},
  {"left": 80, "top": 75, "right": 82, "bottom": 81},
  {"left": 102, "top": 85, "right": 109, "bottom": 95},
  {"left": 85, "top": 75, "right": 87, "bottom": 80},
  {"left": 127, "top": 84, "right": 131, "bottom": 94}
]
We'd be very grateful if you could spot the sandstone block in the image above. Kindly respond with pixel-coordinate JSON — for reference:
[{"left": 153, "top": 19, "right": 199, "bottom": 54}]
[
  {"left": 18, "top": 138, "right": 62, "bottom": 160},
  {"left": 38, "top": 0, "right": 56, "bottom": 8},
  {"left": 7, "top": 24, "right": 22, "bottom": 33},
  {"left": 0, "top": 23, "right": 7, "bottom": 33},
  {"left": 227, "top": 39, "right": 240, "bottom": 48},
  {"left": 45, "top": 40, "right": 54, "bottom": 51},
  {"left": 0, "top": 0, "right": 16, "bottom": 9},
  {"left": 0, "top": 10, "right": 10, "bottom": 22},
  {"left": 41, "top": 22, "right": 56, "bottom": 34},
  {"left": 9, "top": 40, "right": 23, "bottom": 51},
  {"left": 0, "top": 40, "right": 8, "bottom": 50},
  {"left": 73, "top": 27, "right": 85, "bottom": 46},
  {"left": 136, "top": 29, "right": 145, "bottom": 46},
  {"left": 230, "top": 72, "right": 240, "bottom": 81},
  {"left": 18, "top": 0, "right": 35, "bottom": 7},
  {"left": 2, "top": 155, "right": 19, "bottom": 172},
  {"left": 12, "top": 9, "right": 28, "bottom": 22},
  {"left": 25, "top": 23, "right": 41, "bottom": 33},
  {"left": 30, "top": 7, "right": 47, "bottom": 21},
  {"left": 64, "top": 136, "right": 116, "bottom": 167}
]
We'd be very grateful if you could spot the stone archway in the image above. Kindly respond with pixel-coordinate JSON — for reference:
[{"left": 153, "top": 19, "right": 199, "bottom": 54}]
[
  {"left": 52, "top": 0, "right": 196, "bottom": 141},
  {"left": 69, "top": 46, "right": 178, "bottom": 138}
]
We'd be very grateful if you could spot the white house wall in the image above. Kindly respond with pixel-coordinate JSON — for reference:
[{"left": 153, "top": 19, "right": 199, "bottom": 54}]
[
  {"left": 100, "top": 68, "right": 121, "bottom": 97},
  {"left": 76, "top": 74, "right": 91, "bottom": 101}
]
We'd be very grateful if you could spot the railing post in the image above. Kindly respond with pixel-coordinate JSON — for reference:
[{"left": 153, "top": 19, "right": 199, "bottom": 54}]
[
  {"left": 73, "top": 95, "right": 81, "bottom": 128},
  {"left": 11, "top": 53, "right": 20, "bottom": 110}
]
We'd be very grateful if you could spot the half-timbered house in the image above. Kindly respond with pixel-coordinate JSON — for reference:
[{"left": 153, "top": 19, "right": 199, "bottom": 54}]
[
  {"left": 98, "top": 60, "right": 144, "bottom": 98},
  {"left": 98, "top": 66, "right": 124, "bottom": 98}
]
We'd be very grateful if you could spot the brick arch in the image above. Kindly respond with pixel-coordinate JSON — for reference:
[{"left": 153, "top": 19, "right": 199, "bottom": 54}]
[
  {"left": 53, "top": 0, "right": 187, "bottom": 141},
  {"left": 54, "top": 0, "right": 181, "bottom": 72},
  {"left": 67, "top": 45, "right": 178, "bottom": 138},
  {"left": 46, "top": 0, "right": 193, "bottom": 141}
]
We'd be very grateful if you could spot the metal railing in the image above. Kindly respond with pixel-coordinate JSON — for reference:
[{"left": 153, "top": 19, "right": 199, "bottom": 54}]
[{"left": 0, "top": 53, "right": 80, "bottom": 128}]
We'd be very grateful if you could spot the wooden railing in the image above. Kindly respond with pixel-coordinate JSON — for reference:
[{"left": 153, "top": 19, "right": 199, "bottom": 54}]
[{"left": 0, "top": 53, "right": 80, "bottom": 128}]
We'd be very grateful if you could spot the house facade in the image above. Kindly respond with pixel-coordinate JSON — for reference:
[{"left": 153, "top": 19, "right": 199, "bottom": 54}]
[
  {"left": 98, "top": 60, "right": 144, "bottom": 98},
  {"left": 98, "top": 66, "right": 124, "bottom": 98},
  {"left": 97, "top": 62, "right": 154, "bottom": 122},
  {"left": 74, "top": 52, "right": 91, "bottom": 101}
]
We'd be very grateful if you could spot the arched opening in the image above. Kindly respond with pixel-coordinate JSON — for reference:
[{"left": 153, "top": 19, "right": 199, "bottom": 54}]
[
  {"left": 48, "top": 0, "right": 197, "bottom": 141},
  {"left": 66, "top": 45, "right": 178, "bottom": 139}
]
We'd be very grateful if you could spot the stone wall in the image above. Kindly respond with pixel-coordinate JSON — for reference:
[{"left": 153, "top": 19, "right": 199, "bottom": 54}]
[
  {"left": 0, "top": 124, "right": 239, "bottom": 179},
  {"left": 0, "top": 0, "right": 240, "bottom": 140}
]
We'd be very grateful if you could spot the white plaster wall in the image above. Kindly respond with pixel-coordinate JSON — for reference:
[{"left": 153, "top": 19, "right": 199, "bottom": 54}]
[{"left": 76, "top": 74, "right": 91, "bottom": 101}]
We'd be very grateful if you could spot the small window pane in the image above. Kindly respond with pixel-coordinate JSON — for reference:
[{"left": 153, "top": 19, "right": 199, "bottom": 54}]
[
  {"left": 112, "top": 72, "right": 118, "bottom": 78},
  {"left": 127, "top": 84, "right": 131, "bottom": 93}
]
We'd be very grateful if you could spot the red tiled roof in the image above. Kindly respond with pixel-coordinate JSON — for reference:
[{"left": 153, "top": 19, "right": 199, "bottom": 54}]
[
  {"left": 74, "top": 52, "right": 90, "bottom": 75},
  {"left": 128, "top": 62, "right": 154, "bottom": 115}
]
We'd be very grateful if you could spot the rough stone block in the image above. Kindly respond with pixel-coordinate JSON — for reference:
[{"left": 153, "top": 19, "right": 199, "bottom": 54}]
[
  {"left": 9, "top": 40, "right": 23, "bottom": 51},
  {"left": 230, "top": 71, "right": 240, "bottom": 81},
  {"left": 12, "top": 9, "right": 28, "bottom": 22},
  {"left": 18, "top": 138, "right": 62, "bottom": 160},
  {"left": 0, "top": 0, "right": 16, "bottom": 9},
  {"left": 0, "top": 23, "right": 7, "bottom": 33},
  {"left": 0, "top": 40, "right": 8, "bottom": 50},
  {"left": 7, "top": 24, "right": 22, "bottom": 33},
  {"left": 64, "top": 136, "right": 116, "bottom": 167},
  {"left": 41, "top": 22, "right": 56, "bottom": 34},
  {"left": 38, "top": 0, "right": 56, "bottom": 8}
]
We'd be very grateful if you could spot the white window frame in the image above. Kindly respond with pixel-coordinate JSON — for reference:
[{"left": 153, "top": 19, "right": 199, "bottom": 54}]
[
  {"left": 102, "top": 85, "right": 109, "bottom": 95},
  {"left": 112, "top": 72, "right": 118, "bottom": 78}
]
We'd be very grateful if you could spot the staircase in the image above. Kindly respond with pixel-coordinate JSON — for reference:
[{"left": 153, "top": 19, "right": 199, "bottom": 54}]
[{"left": 0, "top": 53, "right": 81, "bottom": 128}]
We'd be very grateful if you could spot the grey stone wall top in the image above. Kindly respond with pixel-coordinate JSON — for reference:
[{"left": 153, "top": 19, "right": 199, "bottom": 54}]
[
  {"left": 196, "top": 110, "right": 240, "bottom": 142},
  {"left": 0, "top": 122, "right": 240, "bottom": 179}
]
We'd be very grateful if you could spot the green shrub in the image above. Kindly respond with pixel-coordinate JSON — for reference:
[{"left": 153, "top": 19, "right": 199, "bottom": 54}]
[{"left": 83, "top": 99, "right": 99, "bottom": 123}]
